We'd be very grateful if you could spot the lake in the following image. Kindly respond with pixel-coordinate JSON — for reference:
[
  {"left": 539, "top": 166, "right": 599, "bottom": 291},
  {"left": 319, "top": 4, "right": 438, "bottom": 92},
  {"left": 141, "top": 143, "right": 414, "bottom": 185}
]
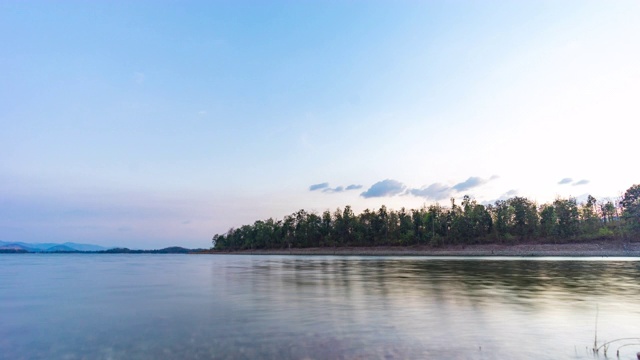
[{"left": 1, "top": 254, "right": 639, "bottom": 359}]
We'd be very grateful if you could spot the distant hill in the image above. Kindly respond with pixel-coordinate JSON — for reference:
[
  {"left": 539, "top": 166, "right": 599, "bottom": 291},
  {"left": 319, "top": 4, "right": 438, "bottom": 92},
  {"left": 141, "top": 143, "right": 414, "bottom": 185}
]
[
  {"left": 59, "top": 242, "right": 109, "bottom": 251},
  {"left": 100, "top": 246, "right": 194, "bottom": 254},
  {"left": 0, "top": 241, "right": 200, "bottom": 254},
  {"left": 0, "top": 247, "right": 28, "bottom": 253},
  {"left": 0, "top": 241, "right": 54, "bottom": 251},
  {"left": 45, "top": 245, "right": 79, "bottom": 252},
  {"left": 0, "top": 243, "right": 37, "bottom": 252},
  {"left": 0, "top": 241, "right": 110, "bottom": 252}
]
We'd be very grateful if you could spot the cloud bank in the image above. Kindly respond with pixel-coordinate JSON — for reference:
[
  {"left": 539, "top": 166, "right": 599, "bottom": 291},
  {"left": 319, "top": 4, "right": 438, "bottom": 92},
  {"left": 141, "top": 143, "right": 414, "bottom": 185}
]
[
  {"left": 359, "top": 175, "right": 497, "bottom": 200},
  {"left": 558, "top": 178, "right": 590, "bottom": 186},
  {"left": 360, "top": 179, "right": 406, "bottom": 198},
  {"left": 409, "top": 183, "right": 451, "bottom": 200},
  {"left": 309, "top": 182, "right": 362, "bottom": 194},
  {"left": 309, "top": 182, "right": 329, "bottom": 191},
  {"left": 451, "top": 176, "right": 489, "bottom": 192},
  {"left": 323, "top": 186, "right": 344, "bottom": 193}
]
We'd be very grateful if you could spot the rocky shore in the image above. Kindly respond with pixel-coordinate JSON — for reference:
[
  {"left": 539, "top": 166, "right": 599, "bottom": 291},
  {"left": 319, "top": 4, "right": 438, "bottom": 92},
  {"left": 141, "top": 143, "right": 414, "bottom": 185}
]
[{"left": 203, "top": 239, "right": 640, "bottom": 257}]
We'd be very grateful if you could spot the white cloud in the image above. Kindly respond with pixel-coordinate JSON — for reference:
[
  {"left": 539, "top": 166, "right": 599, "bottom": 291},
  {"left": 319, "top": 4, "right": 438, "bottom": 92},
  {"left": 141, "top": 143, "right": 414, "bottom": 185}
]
[
  {"left": 558, "top": 178, "right": 573, "bottom": 185},
  {"left": 409, "top": 183, "right": 452, "bottom": 200},
  {"left": 361, "top": 179, "right": 406, "bottom": 198}
]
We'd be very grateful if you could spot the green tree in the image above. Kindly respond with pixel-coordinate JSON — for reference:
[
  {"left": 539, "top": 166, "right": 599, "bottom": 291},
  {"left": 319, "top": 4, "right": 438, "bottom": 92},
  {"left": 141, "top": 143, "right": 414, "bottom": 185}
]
[
  {"left": 553, "top": 197, "right": 580, "bottom": 238},
  {"left": 539, "top": 204, "right": 557, "bottom": 238},
  {"left": 599, "top": 200, "right": 617, "bottom": 224},
  {"left": 306, "top": 212, "right": 322, "bottom": 247},
  {"left": 411, "top": 207, "right": 430, "bottom": 244},
  {"left": 472, "top": 203, "right": 493, "bottom": 240},
  {"left": 507, "top": 197, "right": 538, "bottom": 238},
  {"left": 398, "top": 207, "right": 414, "bottom": 245},
  {"left": 427, "top": 203, "right": 446, "bottom": 246},
  {"left": 333, "top": 206, "right": 357, "bottom": 246},
  {"left": 387, "top": 209, "right": 401, "bottom": 245},
  {"left": 321, "top": 210, "right": 333, "bottom": 247},
  {"left": 492, "top": 200, "right": 512, "bottom": 239},
  {"left": 452, "top": 195, "right": 492, "bottom": 242},
  {"left": 212, "top": 234, "right": 221, "bottom": 249},
  {"left": 447, "top": 197, "right": 464, "bottom": 243},
  {"left": 373, "top": 205, "right": 389, "bottom": 245},
  {"left": 357, "top": 209, "right": 375, "bottom": 246},
  {"left": 282, "top": 215, "right": 295, "bottom": 249},
  {"left": 621, "top": 184, "right": 640, "bottom": 231},
  {"left": 579, "top": 195, "right": 600, "bottom": 235}
]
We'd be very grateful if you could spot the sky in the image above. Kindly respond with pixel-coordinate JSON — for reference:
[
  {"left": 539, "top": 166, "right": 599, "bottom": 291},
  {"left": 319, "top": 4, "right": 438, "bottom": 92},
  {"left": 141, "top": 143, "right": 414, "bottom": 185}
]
[{"left": 1, "top": 1, "right": 639, "bottom": 249}]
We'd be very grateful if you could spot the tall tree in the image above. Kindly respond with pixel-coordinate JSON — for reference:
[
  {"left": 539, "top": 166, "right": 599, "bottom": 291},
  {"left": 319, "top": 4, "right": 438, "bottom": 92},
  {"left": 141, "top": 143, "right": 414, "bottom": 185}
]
[
  {"left": 539, "top": 204, "right": 557, "bottom": 238},
  {"left": 580, "top": 195, "right": 600, "bottom": 234},
  {"left": 621, "top": 184, "right": 640, "bottom": 230},
  {"left": 398, "top": 207, "right": 414, "bottom": 245},
  {"left": 599, "top": 200, "right": 616, "bottom": 224},
  {"left": 321, "top": 210, "right": 333, "bottom": 247},
  {"left": 553, "top": 197, "right": 580, "bottom": 238},
  {"left": 492, "top": 200, "right": 512, "bottom": 239},
  {"left": 507, "top": 197, "right": 538, "bottom": 238}
]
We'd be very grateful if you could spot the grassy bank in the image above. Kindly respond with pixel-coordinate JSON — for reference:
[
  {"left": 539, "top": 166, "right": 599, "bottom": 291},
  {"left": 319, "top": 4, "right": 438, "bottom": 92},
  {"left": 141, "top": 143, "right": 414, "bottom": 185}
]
[{"left": 200, "top": 239, "right": 640, "bottom": 257}]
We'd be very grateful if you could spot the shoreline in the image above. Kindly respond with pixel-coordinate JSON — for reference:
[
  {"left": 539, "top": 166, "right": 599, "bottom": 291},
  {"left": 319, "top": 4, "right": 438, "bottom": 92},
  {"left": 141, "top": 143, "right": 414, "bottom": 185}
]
[{"left": 200, "top": 239, "right": 640, "bottom": 257}]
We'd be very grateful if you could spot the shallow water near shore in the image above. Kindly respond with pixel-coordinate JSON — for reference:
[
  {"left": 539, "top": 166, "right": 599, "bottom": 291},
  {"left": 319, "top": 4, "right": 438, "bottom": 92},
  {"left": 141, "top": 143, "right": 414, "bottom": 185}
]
[{"left": 2, "top": 254, "right": 640, "bottom": 359}]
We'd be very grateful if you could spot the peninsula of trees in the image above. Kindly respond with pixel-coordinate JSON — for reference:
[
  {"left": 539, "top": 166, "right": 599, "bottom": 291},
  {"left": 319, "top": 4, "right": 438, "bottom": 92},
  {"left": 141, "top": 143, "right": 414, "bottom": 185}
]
[{"left": 211, "top": 184, "right": 640, "bottom": 251}]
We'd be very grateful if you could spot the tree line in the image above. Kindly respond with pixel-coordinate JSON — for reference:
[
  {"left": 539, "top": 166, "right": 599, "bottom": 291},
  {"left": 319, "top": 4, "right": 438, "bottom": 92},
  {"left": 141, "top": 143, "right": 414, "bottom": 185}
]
[{"left": 212, "top": 184, "right": 640, "bottom": 251}]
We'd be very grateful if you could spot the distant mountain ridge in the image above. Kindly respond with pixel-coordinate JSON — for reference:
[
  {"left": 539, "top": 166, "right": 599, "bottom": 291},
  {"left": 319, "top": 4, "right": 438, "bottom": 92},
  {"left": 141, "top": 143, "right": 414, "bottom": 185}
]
[
  {"left": 100, "top": 246, "right": 195, "bottom": 254},
  {"left": 0, "top": 241, "right": 110, "bottom": 252},
  {"left": 0, "top": 241, "right": 203, "bottom": 254}
]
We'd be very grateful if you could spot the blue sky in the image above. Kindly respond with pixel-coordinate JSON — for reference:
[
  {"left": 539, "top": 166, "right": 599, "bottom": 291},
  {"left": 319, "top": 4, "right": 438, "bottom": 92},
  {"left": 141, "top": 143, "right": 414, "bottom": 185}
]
[{"left": 2, "top": 1, "right": 639, "bottom": 249}]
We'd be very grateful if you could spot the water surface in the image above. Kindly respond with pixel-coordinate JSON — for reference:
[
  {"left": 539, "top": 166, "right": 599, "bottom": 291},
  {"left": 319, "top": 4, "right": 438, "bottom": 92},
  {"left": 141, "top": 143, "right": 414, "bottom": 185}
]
[{"left": 1, "top": 254, "right": 640, "bottom": 359}]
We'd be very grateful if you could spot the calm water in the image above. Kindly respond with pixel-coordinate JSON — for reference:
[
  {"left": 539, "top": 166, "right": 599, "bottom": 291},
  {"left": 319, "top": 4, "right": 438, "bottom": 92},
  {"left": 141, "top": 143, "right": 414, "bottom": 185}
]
[{"left": 1, "top": 255, "right": 640, "bottom": 360}]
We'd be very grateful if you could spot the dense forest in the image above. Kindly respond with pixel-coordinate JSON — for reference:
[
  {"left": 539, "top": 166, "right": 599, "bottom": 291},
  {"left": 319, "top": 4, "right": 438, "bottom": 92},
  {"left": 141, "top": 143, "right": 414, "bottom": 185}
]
[{"left": 212, "top": 184, "right": 640, "bottom": 251}]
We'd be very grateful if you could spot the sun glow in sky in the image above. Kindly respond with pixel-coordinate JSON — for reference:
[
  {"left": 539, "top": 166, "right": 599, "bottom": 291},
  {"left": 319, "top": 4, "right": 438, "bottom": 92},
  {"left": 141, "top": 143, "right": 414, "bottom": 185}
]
[{"left": 2, "top": 1, "right": 639, "bottom": 249}]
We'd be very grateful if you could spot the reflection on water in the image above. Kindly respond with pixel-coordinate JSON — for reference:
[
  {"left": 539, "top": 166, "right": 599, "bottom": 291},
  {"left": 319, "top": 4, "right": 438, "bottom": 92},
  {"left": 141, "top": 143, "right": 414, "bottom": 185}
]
[{"left": 1, "top": 255, "right": 640, "bottom": 359}]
